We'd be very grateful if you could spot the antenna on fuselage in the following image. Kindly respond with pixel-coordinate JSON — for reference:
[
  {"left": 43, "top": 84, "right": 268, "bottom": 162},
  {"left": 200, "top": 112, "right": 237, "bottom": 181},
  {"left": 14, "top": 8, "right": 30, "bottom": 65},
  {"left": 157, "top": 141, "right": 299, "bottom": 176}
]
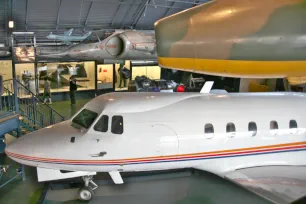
[{"left": 200, "top": 81, "right": 214, "bottom": 93}]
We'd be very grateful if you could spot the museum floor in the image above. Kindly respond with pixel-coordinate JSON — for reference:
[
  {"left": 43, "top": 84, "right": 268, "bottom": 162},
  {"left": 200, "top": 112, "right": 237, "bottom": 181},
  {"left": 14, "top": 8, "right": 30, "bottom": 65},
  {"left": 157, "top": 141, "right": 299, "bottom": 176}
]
[{"left": 0, "top": 99, "right": 272, "bottom": 204}]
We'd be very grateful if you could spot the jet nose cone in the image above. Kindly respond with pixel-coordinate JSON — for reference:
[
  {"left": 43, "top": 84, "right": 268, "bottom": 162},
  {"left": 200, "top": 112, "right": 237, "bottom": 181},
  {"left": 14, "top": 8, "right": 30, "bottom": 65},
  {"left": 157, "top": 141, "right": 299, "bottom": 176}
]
[{"left": 5, "top": 135, "right": 33, "bottom": 164}]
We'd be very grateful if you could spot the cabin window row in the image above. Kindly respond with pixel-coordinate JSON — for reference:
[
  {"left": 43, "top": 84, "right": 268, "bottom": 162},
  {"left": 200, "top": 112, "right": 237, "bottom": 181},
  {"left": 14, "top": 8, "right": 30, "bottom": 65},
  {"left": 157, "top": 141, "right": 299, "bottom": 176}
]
[
  {"left": 94, "top": 115, "right": 123, "bottom": 134},
  {"left": 204, "top": 120, "right": 298, "bottom": 136}
]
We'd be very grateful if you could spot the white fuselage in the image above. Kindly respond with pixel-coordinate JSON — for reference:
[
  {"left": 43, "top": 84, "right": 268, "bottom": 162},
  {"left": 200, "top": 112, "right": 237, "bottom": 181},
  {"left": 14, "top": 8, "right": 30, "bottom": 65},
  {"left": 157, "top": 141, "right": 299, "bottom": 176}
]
[{"left": 5, "top": 92, "right": 306, "bottom": 177}]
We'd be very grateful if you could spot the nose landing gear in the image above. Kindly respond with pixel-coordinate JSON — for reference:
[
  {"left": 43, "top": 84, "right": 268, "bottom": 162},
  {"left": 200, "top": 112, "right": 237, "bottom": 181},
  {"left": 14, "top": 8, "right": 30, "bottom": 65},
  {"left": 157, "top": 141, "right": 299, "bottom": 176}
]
[{"left": 78, "top": 175, "right": 98, "bottom": 201}]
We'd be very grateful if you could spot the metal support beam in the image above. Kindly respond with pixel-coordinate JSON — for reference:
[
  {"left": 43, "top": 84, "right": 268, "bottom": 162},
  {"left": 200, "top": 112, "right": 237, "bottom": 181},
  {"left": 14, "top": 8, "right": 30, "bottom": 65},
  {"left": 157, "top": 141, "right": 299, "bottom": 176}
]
[
  {"left": 130, "top": 0, "right": 148, "bottom": 28},
  {"left": 132, "top": 0, "right": 151, "bottom": 28},
  {"left": 85, "top": 0, "right": 139, "bottom": 5},
  {"left": 192, "top": 0, "right": 200, "bottom": 7},
  {"left": 56, "top": 0, "right": 63, "bottom": 30},
  {"left": 146, "top": 3, "right": 186, "bottom": 9},
  {"left": 78, "top": 0, "right": 84, "bottom": 26},
  {"left": 84, "top": 1, "right": 93, "bottom": 28},
  {"left": 124, "top": 0, "right": 144, "bottom": 29},
  {"left": 162, "top": 1, "right": 176, "bottom": 18},
  {"left": 120, "top": 0, "right": 136, "bottom": 29},
  {"left": 111, "top": 0, "right": 124, "bottom": 27},
  {"left": 25, "top": 0, "right": 29, "bottom": 31},
  {"left": 4, "top": 0, "right": 8, "bottom": 46},
  {"left": 165, "top": 0, "right": 202, "bottom": 5}
]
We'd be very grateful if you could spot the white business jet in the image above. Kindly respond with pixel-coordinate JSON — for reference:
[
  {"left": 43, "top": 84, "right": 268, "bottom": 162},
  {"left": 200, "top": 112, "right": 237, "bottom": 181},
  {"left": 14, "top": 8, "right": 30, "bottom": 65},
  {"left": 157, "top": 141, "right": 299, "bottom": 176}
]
[{"left": 5, "top": 82, "right": 306, "bottom": 203}]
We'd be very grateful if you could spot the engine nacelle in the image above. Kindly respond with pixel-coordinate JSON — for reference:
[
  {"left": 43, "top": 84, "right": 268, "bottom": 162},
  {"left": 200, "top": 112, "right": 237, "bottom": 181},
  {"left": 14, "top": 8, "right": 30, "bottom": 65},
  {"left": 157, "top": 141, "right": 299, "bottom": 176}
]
[
  {"left": 104, "top": 31, "right": 157, "bottom": 60},
  {"left": 104, "top": 35, "right": 125, "bottom": 57}
]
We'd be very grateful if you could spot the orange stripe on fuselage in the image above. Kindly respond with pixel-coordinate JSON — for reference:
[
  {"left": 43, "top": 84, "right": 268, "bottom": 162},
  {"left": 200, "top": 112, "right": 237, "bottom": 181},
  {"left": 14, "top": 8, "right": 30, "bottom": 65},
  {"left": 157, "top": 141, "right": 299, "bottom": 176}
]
[
  {"left": 5, "top": 141, "right": 306, "bottom": 163},
  {"left": 158, "top": 57, "right": 306, "bottom": 78}
]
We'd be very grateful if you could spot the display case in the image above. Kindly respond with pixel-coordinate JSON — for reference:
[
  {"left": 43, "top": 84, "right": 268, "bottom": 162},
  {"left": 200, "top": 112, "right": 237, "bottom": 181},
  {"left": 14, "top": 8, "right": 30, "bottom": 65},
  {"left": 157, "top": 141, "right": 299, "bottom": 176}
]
[
  {"left": 0, "top": 60, "right": 13, "bottom": 81},
  {"left": 115, "top": 60, "right": 131, "bottom": 91},
  {"left": 15, "top": 63, "right": 36, "bottom": 95},
  {"left": 132, "top": 65, "right": 161, "bottom": 80},
  {"left": 37, "top": 61, "right": 95, "bottom": 93},
  {"left": 0, "top": 60, "right": 13, "bottom": 93},
  {"left": 97, "top": 64, "right": 113, "bottom": 90}
]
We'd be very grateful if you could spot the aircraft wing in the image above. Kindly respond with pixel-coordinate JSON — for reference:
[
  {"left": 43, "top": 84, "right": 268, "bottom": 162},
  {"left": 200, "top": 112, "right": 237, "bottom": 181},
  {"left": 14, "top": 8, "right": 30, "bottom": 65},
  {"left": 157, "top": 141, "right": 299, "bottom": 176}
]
[
  {"left": 63, "top": 41, "right": 72, "bottom": 45},
  {"left": 222, "top": 166, "right": 306, "bottom": 204}
]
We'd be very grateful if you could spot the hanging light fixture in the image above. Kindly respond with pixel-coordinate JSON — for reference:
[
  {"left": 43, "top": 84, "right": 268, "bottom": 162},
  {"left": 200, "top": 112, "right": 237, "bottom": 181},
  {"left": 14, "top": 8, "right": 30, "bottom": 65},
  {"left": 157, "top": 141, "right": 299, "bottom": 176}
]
[{"left": 8, "top": 21, "right": 14, "bottom": 28}]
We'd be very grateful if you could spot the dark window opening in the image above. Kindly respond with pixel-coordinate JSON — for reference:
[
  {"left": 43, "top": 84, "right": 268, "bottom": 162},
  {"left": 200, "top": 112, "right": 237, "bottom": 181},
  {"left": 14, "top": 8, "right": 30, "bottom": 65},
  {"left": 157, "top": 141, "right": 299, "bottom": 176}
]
[
  {"left": 248, "top": 122, "right": 257, "bottom": 136},
  {"left": 289, "top": 120, "right": 297, "bottom": 129},
  {"left": 205, "top": 124, "right": 214, "bottom": 134},
  {"left": 270, "top": 121, "right": 278, "bottom": 130},
  {"left": 72, "top": 109, "right": 98, "bottom": 129},
  {"left": 226, "top": 123, "right": 236, "bottom": 133},
  {"left": 111, "top": 116, "right": 123, "bottom": 134},
  {"left": 70, "top": 137, "right": 75, "bottom": 143},
  {"left": 94, "top": 115, "right": 109, "bottom": 132}
]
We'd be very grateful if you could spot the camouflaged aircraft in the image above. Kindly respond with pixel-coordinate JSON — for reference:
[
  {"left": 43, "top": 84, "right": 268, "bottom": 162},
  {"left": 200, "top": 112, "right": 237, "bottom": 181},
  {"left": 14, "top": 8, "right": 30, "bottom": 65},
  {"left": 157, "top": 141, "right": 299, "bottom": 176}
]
[{"left": 155, "top": 0, "right": 306, "bottom": 85}]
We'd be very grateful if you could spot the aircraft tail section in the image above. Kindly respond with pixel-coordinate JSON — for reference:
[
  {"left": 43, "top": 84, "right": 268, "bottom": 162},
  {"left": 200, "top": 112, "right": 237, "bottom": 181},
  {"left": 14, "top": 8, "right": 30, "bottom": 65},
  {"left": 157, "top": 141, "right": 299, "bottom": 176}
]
[
  {"left": 64, "top": 28, "right": 74, "bottom": 36},
  {"left": 84, "top": 31, "right": 92, "bottom": 39}
]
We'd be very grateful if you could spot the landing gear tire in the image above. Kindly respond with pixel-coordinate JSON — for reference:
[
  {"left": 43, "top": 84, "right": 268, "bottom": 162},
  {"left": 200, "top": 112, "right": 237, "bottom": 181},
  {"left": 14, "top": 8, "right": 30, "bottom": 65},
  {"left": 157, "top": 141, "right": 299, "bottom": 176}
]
[{"left": 78, "top": 186, "right": 94, "bottom": 201}]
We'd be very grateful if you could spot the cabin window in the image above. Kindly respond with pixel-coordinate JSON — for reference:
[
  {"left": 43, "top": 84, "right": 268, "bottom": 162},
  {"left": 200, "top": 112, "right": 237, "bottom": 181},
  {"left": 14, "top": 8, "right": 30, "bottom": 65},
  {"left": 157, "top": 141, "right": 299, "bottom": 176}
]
[
  {"left": 205, "top": 124, "right": 214, "bottom": 134},
  {"left": 270, "top": 121, "right": 278, "bottom": 130},
  {"left": 289, "top": 120, "right": 297, "bottom": 129},
  {"left": 94, "top": 115, "right": 109, "bottom": 132},
  {"left": 248, "top": 122, "right": 257, "bottom": 136},
  {"left": 270, "top": 120, "right": 278, "bottom": 135},
  {"left": 226, "top": 123, "right": 236, "bottom": 133},
  {"left": 204, "top": 124, "right": 214, "bottom": 139},
  {"left": 72, "top": 109, "right": 98, "bottom": 129},
  {"left": 289, "top": 120, "right": 298, "bottom": 134},
  {"left": 111, "top": 116, "right": 123, "bottom": 134},
  {"left": 226, "top": 123, "right": 236, "bottom": 138}
]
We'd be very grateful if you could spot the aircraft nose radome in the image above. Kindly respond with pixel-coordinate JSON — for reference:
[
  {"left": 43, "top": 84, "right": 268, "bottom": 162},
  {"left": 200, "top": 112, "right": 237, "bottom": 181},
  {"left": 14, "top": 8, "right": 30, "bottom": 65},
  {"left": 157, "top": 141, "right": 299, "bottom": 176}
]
[{"left": 5, "top": 135, "right": 33, "bottom": 161}]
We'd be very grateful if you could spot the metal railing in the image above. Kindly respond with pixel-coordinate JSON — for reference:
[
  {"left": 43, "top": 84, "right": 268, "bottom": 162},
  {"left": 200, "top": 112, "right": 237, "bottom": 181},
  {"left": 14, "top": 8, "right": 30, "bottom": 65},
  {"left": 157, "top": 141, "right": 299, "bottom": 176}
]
[{"left": 1, "top": 79, "right": 64, "bottom": 128}]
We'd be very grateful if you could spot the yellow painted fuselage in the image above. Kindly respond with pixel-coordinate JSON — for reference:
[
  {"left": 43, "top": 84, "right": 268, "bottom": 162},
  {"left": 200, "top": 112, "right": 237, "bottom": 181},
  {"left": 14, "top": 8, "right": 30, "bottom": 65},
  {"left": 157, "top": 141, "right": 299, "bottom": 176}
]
[{"left": 155, "top": 0, "right": 306, "bottom": 84}]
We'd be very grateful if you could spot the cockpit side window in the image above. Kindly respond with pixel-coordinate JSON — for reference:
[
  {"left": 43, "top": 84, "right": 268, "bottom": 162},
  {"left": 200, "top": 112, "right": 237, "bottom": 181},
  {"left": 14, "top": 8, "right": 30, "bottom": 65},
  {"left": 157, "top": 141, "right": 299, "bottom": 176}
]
[
  {"left": 111, "top": 116, "right": 123, "bottom": 134},
  {"left": 94, "top": 115, "right": 109, "bottom": 132},
  {"left": 72, "top": 109, "right": 98, "bottom": 129}
]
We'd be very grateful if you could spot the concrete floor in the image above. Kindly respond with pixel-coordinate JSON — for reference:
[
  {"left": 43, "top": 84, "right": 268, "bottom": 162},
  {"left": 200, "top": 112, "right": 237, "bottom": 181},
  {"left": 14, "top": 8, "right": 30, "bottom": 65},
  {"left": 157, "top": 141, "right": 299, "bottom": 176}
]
[
  {"left": 44, "top": 170, "right": 272, "bottom": 204},
  {"left": 0, "top": 98, "right": 272, "bottom": 204}
]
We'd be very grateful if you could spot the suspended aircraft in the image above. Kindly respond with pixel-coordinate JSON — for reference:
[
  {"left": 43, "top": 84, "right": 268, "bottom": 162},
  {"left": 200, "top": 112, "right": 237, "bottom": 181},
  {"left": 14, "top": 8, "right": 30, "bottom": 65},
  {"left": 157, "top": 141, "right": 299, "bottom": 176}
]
[
  {"left": 0, "top": 47, "right": 11, "bottom": 57},
  {"left": 155, "top": 0, "right": 306, "bottom": 85},
  {"left": 5, "top": 82, "right": 306, "bottom": 203},
  {"left": 46, "top": 28, "right": 92, "bottom": 45},
  {"left": 40, "top": 30, "right": 156, "bottom": 61}
]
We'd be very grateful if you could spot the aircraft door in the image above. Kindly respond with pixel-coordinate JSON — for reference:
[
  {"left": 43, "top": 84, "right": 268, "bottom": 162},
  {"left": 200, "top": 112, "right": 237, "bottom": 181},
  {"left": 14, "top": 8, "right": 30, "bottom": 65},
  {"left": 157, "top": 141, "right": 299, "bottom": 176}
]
[{"left": 152, "top": 124, "right": 178, "bottom": 157}]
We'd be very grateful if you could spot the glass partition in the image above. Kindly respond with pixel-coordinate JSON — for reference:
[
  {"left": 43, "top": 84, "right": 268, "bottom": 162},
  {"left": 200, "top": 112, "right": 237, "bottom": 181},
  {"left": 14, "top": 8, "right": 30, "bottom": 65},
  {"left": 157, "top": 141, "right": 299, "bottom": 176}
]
[
  {"left": 132, "top": 65, "right": 161, "bottom": 80},
  {"left": 0, "top": 60, "right": 13, "bottom": 81},
  {"left": 15, "top": 63, "right": 36, "bottom": 96},
  {"left": 0, "top": 60, "right": 13, "bottom": 93},
  {"left": 37, "top": 61, "right": 95, "bottom": 93},
  {"left": 97, "top": 64, "right": 113, "bottom": 90},
  {"left": 115, "top": 60, "right": 130, "bottom": 91}
]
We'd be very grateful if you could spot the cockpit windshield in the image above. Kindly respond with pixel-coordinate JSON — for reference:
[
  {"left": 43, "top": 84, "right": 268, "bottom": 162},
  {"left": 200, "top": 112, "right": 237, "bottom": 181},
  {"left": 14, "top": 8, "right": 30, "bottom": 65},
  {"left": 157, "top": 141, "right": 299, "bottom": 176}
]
[
  {"left": 72, "top": 109, "right": 98, "bottom": 129},
  {"left": 81, "top": 29, "right": 117, "bottom": 44}
]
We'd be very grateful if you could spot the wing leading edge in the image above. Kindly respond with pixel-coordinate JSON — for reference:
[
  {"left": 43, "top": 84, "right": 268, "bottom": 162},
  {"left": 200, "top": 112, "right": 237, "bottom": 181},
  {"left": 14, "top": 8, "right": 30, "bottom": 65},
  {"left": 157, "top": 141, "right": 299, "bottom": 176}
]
[{"left": 223, "top": 166, "right": 306, "bottom": 204}]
